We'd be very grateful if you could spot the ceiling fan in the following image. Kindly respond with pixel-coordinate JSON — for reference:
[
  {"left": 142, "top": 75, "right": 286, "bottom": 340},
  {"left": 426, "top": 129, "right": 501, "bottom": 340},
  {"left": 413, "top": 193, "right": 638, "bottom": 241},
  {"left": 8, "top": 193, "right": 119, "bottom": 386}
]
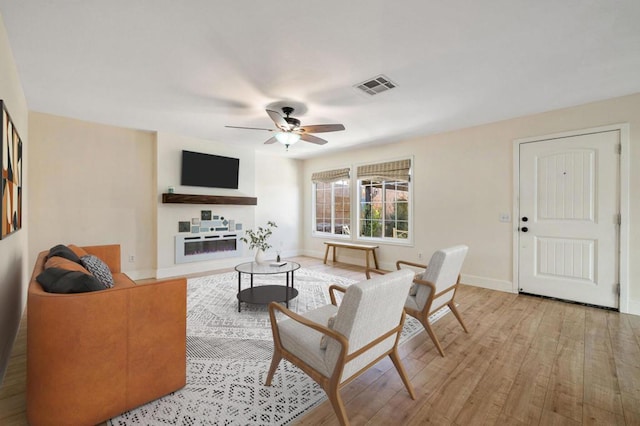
[{"left": 225, "top": 106, "right": 345, "bottom": 149}]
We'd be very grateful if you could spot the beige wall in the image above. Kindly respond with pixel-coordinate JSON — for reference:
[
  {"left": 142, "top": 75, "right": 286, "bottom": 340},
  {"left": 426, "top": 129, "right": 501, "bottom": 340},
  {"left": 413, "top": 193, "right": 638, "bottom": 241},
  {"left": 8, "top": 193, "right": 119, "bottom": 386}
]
[
  {"left": 254, "top": 152, "right": 304, "bottom": 258},
  {"left": 28, "top": 112, "right": 156, "bottom": 278},
  {"left": 302, "top": 93, "right": 640, "bottom": 314},
  {"left": 0, "top": 13, "right": 28, "bottom": 382}
]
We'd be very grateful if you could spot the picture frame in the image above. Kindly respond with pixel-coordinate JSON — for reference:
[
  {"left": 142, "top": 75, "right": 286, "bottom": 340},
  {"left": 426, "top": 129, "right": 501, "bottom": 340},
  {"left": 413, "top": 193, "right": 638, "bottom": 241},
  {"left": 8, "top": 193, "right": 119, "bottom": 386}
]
[
  {"left": 201, "top": 210, "right": 212, "bottom": 221},
  {"left": 179, "top": 221, "right": 191, "bottom": 232},
  {"left": 1, "top": 100, "right": 23, "bottom": 240}
]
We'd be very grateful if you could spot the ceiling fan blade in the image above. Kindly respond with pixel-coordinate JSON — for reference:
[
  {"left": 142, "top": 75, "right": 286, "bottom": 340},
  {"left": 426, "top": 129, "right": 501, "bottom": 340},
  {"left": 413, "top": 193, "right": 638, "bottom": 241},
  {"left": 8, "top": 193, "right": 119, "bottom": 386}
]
[
  {"left": 266, "top": 109, "right": 290, "bottom": 130},
  {"left": 264, "top": 136, "right": 278, "bottom": 144},
  {"left": 299, "top": 124, "right": 345, "bottom": 133},
  {"left": 300, "top": 133, "right": 328, "bottom": 145},
  {"left": 225, "top": 125, "right": 274, "bottom": 131}
]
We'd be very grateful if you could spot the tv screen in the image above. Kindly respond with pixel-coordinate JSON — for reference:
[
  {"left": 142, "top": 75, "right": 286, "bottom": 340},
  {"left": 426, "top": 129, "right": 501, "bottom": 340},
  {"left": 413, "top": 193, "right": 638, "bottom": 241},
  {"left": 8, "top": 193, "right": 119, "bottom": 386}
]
[{"left": 180, "top": 150, "right": 239, "bottom": 189}]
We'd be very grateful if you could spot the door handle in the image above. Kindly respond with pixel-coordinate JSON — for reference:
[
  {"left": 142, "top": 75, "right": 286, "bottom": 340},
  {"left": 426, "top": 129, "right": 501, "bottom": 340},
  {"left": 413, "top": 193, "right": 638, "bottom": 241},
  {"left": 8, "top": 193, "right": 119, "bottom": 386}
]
[
  {"left": 521, "top": 227, "right": 528, "bottom": 232},
  {"left": 521, "top": 216, "right": 528, "bottom": 222}
]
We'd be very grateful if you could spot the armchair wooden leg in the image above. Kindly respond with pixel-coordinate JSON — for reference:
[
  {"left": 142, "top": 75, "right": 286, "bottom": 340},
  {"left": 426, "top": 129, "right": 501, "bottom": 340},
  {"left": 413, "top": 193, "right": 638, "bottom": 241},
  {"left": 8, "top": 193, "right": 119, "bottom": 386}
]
[
  {"left": 449, "top": 302, "right": 469, "bottom": 333},
  {"left": 327, "top": 386, "right": 349, "bottom": 426},
  {"left": 265, "top": 350, "right": 282, "bottom": 386},
  {"left": 422, "top": 319, "right": 446, "bottom": 357},
  {"left": 389, "top": 348, "right": 416, "bottom": 400}
]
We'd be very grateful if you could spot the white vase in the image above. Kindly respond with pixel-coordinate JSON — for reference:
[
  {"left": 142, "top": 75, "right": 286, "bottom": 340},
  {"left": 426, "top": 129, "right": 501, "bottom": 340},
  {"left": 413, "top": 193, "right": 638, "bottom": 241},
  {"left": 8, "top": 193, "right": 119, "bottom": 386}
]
[{"left": 255, "top": 249, "right": 265, "bottom": 264}]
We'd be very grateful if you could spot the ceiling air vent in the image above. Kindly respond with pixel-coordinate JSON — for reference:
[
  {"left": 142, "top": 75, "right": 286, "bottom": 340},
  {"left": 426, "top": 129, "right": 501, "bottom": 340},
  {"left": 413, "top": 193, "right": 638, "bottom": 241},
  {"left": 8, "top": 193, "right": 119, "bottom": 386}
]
[{"left": 354, "top": 75, "right": 397, "bottom": 95}]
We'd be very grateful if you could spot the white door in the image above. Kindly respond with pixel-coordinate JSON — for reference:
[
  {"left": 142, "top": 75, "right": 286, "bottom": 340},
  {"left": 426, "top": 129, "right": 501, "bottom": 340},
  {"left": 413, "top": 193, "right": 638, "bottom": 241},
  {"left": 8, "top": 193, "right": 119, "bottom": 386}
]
[{"left": 518, "top": 130, "right": 620, "bottom": 308}]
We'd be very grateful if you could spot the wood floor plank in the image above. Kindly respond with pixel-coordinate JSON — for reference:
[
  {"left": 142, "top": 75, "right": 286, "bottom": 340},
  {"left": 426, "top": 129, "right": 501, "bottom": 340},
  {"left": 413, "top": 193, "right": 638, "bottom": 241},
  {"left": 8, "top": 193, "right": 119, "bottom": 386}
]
[
  {"left": 583, "top": 403, "right": 626, "bottom": 425},
  {"left": 606, "top": 311, "right": 640, "bottom": 422},
  {"left": 373, "top": 288, "right": 517, "bottom": 424},
  {"left": 583, "top": 308, "right": 624, "bottom": 415},
  {"left": 454, "top": 295, "right": 546, "bottom": 425},
  {"left": 422, "top": 293, "right": 535, "bottom": 423},
  {"left": 539, "top": 409, "right": 582, "bottom": 425},
  {"left": 542, "top": 303, "right": 586, "bottom": 423},
  {"left": 499, "top": 300, "right": 566, "bottom": 424}
]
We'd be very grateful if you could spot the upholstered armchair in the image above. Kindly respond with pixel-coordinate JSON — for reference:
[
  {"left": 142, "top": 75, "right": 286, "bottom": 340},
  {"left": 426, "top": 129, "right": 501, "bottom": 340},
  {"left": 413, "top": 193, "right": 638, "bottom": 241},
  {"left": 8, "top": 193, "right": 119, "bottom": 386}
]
[
  {"left": 265, "top": 269, "right": 416, "bottom": 426},
  {"left": 367, "top": 245, "right": 469, "bottom": 357}
]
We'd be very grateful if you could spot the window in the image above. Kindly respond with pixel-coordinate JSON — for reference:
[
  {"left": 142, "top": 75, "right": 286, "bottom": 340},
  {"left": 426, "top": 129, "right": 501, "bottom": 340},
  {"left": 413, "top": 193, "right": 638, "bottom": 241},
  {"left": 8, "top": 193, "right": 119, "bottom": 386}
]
[
  {"left": 357, "top": 159, "right": 411, "bottom": 242},
  {"left": 312, "top": 168, "right": 351, "bottom": 236}
]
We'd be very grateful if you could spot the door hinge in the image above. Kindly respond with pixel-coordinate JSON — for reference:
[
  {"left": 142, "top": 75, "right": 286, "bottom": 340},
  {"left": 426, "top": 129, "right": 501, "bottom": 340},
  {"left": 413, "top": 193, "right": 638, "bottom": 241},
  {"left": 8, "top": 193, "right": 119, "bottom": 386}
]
[
  {"left": 617, "top": 213, "right": 622, "bottom": 225},
  {"left": 616, "top": 283, "right": 621, "bottom": 296},
  {"left": 616, "top": 144, "right": 622, "bottom": 155}
]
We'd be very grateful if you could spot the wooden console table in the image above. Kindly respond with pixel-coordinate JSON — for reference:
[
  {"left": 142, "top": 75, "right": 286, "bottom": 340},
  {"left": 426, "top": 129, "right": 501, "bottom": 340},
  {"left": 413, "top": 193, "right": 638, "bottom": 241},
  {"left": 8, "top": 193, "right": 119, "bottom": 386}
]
[{"left": 323, "top": 241, "right": 380, "bottom": 269}]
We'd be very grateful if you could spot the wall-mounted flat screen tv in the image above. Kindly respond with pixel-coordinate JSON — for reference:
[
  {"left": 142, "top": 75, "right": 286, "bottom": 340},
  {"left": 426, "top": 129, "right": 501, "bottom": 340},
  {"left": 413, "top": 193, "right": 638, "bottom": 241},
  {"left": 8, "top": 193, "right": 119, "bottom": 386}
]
[{"left": 181, "top": 150, "right": 239, "bottom": 189}]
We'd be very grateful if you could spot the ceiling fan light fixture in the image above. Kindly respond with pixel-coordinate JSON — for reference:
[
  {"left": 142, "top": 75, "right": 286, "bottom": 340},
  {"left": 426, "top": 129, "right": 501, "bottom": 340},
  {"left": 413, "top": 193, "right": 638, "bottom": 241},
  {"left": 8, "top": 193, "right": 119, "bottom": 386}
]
[{"left": 275, "top": 131, "right": 300, "bottom": 146}]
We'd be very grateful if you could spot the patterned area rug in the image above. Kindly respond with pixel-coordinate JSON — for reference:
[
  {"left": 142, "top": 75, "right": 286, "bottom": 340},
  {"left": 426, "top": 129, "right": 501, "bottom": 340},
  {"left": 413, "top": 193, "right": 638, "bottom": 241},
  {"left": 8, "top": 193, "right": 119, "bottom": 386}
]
[{"left": 109, "top": 268, "right": 449, "bottom": 426}]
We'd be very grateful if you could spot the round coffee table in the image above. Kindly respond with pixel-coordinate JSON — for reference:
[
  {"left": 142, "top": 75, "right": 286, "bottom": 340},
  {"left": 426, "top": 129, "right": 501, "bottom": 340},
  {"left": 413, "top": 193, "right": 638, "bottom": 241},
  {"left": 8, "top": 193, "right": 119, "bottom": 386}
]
[{"left": 235, "top": 261, "right": 301, "bottom": 312}]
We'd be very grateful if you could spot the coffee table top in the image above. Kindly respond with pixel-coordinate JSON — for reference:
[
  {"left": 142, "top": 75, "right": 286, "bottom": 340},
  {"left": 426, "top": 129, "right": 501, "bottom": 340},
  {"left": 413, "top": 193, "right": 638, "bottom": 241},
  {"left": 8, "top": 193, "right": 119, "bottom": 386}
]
[{"left": 235, "top": 261, "right": 301, "bottom": 275}]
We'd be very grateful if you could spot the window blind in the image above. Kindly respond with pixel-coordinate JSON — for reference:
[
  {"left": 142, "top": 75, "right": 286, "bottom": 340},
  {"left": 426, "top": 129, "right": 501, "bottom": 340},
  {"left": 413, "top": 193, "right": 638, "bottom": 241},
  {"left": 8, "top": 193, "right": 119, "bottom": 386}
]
[
  {"left": 311, "top": 168, "right": 350, "bottom": 183},
  {"left": 356, "top": 159, "right": 411, "bottom": 181}
]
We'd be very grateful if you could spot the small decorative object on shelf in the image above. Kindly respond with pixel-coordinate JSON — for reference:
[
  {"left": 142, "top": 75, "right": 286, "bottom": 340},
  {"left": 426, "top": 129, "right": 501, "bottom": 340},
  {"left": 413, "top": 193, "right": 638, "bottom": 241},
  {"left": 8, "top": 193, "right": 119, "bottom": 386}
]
[{"left": 240, "top": 221, "right": 277, "bottom": 264}]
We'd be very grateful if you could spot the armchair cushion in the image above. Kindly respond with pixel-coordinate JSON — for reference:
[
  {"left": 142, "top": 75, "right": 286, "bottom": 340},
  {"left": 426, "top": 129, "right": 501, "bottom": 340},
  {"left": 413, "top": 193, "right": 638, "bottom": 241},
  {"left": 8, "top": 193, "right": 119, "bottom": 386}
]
[
  {"left": 319, "top": 314, "right": 337, "bottom": 350},
  {"left": 415, "top": 245, "right": 468, "bottom": 310},
  {"left": 326, "top": 269, "right": 414, "bottom": 382},
  {"left": 278, "top": 304, "right": 338, "bottom": 377},
  {"left": 405, "top": 294, "right": 420, "bottom": 311}
]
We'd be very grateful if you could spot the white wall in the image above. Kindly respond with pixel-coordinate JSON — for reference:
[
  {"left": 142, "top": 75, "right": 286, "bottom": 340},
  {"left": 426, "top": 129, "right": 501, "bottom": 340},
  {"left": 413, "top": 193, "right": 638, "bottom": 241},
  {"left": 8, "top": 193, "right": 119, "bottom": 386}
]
[
  {"left": 28, "top": 112, "right": 156, "bottom": 279},
  {"left": 155, "top": 135, "right": 303, "bottom": 278},
  {"left": 302, "top": 93, "right": 640, "bottom": 314},
  {"left": 0, "top": 12, "right": 28, "bottom": 382},
  {"left": 155, "top": 132, "right": 258, "bottom": 277}
]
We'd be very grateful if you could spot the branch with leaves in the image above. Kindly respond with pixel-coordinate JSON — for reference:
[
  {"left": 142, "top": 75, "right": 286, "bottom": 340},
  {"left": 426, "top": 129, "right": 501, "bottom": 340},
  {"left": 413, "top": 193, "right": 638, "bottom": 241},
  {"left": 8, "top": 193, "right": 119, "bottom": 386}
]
[{"left": 240, "top": 221, "right": 277, "bottom": 251}]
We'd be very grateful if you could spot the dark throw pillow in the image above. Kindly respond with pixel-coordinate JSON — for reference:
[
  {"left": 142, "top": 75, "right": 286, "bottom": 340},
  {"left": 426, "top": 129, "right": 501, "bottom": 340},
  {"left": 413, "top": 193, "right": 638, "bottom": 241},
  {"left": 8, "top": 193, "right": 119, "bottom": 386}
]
[
  {"left": 47, "top": 244, "right": 81, "bottom": 263},
  {"left": 36, "top": 267, "right": 105, "bottom": 294},
  {"left": 80, "top": 254, "right": 114, "bottom": 288}
]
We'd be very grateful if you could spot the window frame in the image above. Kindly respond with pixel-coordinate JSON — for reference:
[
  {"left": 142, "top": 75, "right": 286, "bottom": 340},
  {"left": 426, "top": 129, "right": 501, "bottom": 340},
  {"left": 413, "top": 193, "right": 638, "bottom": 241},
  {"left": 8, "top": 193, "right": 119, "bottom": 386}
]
[
  {"left": 355, "top": 158, "right": 413, "bottom": 245},
  {"left": 311, "top": 177, "right": 352, "bottom": 239}
]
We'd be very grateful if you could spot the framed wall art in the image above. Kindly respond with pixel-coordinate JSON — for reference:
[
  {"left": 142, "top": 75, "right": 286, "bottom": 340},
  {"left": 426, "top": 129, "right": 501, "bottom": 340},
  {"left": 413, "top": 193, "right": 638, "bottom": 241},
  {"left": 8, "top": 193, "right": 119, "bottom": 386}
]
[{"left": 1, "top": 100, "right": 23, "bottom": 240}]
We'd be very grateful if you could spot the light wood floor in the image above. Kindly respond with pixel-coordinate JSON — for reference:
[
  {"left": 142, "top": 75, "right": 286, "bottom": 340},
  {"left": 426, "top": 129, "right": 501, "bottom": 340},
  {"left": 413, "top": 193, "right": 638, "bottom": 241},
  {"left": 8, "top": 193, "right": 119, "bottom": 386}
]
[{"left": 2, "top": 256, "right": 640, "bottom": 425}]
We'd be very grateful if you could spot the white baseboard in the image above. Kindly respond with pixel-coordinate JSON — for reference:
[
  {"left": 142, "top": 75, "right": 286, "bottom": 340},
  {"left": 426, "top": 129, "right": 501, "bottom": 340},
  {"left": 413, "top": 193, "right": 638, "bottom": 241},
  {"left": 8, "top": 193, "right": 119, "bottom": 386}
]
[
  {"left": 305, "top": 251, "right": 515, "bottom": 294},
  {"left": 156, "top": 258, "right": 249, "bottom": 279},
  {"left": 155, "top": 249, "right": 303, "bottom": 279},
  {"left": 626, "top": 299, "right": 640, "bottom": 316},
  {"left": 461, "top": 274, "right": 515, "bottom": 294},
  {"left": 124, "top": 268, "right": 157, "bottom": 280}
]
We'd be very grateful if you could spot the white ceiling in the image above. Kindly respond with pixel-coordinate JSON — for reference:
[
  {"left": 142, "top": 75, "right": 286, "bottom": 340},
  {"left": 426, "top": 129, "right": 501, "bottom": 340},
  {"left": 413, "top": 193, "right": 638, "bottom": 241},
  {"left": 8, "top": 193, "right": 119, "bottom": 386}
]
[{"left": 1, "top": 1, "right": 639, "bottom": 159}]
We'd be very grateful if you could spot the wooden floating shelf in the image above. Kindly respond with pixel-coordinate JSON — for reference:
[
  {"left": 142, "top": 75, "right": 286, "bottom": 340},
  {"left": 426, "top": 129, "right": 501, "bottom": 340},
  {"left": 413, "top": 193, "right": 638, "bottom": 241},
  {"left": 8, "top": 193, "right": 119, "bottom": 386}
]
[{"left": 162, "top": 193, "right": 257, "bottom": 205}]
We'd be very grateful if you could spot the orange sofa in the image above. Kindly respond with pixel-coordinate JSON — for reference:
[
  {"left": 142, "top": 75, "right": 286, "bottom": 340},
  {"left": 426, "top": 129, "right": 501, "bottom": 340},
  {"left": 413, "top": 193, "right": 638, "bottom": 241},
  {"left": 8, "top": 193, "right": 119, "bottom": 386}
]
[{"left": 27, "top": 244, "right": 187, "bottom": 426}]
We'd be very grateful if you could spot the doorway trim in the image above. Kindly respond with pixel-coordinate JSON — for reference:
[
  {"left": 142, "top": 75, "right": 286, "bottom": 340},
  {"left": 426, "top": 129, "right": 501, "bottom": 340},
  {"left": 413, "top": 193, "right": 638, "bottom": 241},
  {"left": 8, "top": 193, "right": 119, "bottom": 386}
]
[{"left": 512, "top": 123, "right": 630, "bottom": 313}]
